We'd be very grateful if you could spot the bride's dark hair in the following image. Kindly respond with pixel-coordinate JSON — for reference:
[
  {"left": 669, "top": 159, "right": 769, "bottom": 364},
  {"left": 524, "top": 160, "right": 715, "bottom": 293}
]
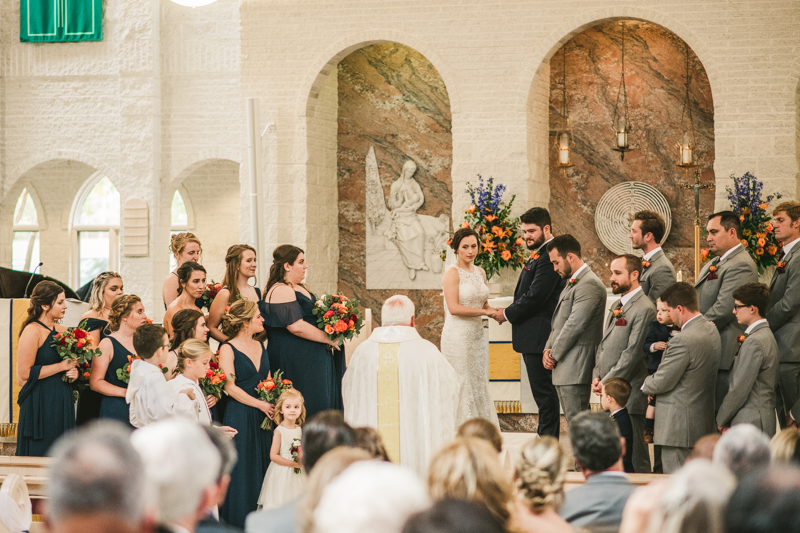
[
  {"left": 450, "top": 228, "right": 481, "bottom": 252},
  {"left": 265, "top": 245, "right": 305, "bottom": 293}
]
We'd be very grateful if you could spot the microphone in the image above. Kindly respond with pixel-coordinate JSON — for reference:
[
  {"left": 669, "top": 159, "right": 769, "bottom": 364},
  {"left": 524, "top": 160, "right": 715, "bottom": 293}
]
[{"left": 24, "top": 262, "right": 43, "bottom": 298}]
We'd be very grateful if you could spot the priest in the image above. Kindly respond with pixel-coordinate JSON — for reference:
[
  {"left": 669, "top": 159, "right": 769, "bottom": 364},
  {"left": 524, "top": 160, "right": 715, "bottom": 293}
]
[{"left": 343, "top": 295, "right": 460, "bottom": 477}]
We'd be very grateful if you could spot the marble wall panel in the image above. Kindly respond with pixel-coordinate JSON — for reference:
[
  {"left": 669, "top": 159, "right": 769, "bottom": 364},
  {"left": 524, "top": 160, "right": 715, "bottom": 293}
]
[
  {"left": 550, "top": 21, "right": 715, "bottom": 282},
  {"left": 338, "top": 43, "right": 452, "bottom": 346}
]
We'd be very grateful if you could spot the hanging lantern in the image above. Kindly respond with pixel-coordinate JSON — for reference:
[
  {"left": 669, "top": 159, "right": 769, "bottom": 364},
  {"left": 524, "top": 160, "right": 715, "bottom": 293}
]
[
  {"left": 677, "top": 44, "right": 697, "bottom": 168},
  {"left": 612, "top": 23, "right": 633, "bottom": 161},
  {"left": 553, "top": 45, "right": 575, "bottom": 170}
]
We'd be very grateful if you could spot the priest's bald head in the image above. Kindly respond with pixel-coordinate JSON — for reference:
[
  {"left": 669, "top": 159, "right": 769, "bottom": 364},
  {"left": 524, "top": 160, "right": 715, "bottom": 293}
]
[{"left": 382, "top": 295, "right": 416, "bottom": 327}]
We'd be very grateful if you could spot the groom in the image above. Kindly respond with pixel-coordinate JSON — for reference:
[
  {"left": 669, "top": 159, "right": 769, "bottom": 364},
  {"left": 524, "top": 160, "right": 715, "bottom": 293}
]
[{"left": 491, "top": 207, "right": 565, "bottom": 437}]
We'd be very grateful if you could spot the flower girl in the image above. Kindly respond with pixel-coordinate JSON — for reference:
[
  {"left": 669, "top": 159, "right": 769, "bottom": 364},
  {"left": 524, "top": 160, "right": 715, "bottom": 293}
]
[{"left": 257, "top": 389, "right": 306, "bottom": 509}]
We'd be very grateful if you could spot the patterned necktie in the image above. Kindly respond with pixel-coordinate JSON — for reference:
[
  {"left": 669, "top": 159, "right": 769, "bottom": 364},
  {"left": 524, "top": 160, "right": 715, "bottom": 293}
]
[{"left": 779, "top": 249, "right": 786, "bottom": 261}]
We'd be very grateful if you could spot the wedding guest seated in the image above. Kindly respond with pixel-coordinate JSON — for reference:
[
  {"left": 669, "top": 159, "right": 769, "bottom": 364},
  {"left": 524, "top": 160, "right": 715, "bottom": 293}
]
[
  {"left": 688, "top": 434, "right": 721, "bottom": 462},
  {"left": 343, "top": 295, "right": 460, "bottom": 476},
  {"left": 354, "top": 426, "right": 390, "bottom": 461},
  {"left": 725, "top": 465, "right": 800, "bottom": 533},
  {"left": 45, "top": 421, "right": 151, "bottom": 533},
  {"left": 428, "top": 438, "right": 515, "bottom": 531},
  {"left": 313, "top": 461, "right": 429, "bottom": 533},
  {"left": 197, "top": 425, "right": 240, "bottom": 533},
  {"left": 770, "top": 428, "right": 800, "bottom": 464},
  {"left": 713, "top": 424, "right": 771, "bottom": 480},
  {"left": 600, "top": 378, "right": 635, "bottom": 474},
  {"left": 245, "top": 410, "right": 358, "bottom": 533},
  {"left": 130, "top": 418, "right": 221, "bottom": 533},
  {"left": 457, "top": 418, "right": 503, "bottom": 454},
  {"left": 402, "top": 500, "right": 507, "bottom": 533},
  {"left": 513, "top": 436, "right": 572, "bottom": 533},
  {"left": 559, "top": 411, "right": 635, "bottom": 533}
]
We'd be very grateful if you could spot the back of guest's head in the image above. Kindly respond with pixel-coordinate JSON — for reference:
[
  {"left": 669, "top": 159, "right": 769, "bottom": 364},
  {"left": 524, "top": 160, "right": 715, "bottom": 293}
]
[
  {"left": 302, "top": 410, "right": 357, "bottom": 473},
  {"left": 313, "top": 461, "right": 429, "bottom": 533},
  {"left": 732, "top": 283, "right": 770, "bottom": 319},
  {"left": 201, "top": 425, "right": 237, "bottom": 482},
  {"left": 724, "top": 465, "right": 800, "bottom": 533},
  {"left": 46, "top": 421, "right": 144, "bottom": 525},
  {"left": 130, "top": 418, "right": 220, "bottom": 524},
  {"left": 603, "top": 378, "right": 631, "bottom": 408},
  {"left": 402, "top": 499, "right": 507, "bottom": 533},
  {"left": 299, "top": 447, "right": 374, "bottom": 533},
  {"left": 633, "top": 210, "right": 667, "bottom": 244},
  {"left": 546, "top": 234, "right": 581, "bottom": 258},
  {"left": 427, "top": 438, "right": 513, "bottom": 527},
  {"left": 649, "top": 459, "right": 735, "bottom": 533},
  {"left": 355, "top": 427, "right": 390, "bottom": 461},
  {"left": 519, "top": 207, "right": 552, "bottom": 230},
  {"left": 514, "top": 436, "right": 568, "bottom": 514},
  {"left": 659, "top": 282, "right": 699, "bottom": 312},
  {"left": 132, "top": 323, "right": 166, "bottom": 360},
  {"left": 690, "top": 434, "right": 721, "bottom": 462},
  {"left": 457, "top": 418, "right": 502, "bottom": 453},
  {"left": 770, "top": 428, "right": 800, "bottom": 464},
  {"left": 713, "top": 424, "right": 772, "bottom": 480},
  {"left": 274, "top": 389, "right": 306, "bottom": 427},
  {"left": 709, "top": 210, "right": 743, "bottom": 239},
  {"left": 382, "top": 295, "right": 415, "bottom": 327},
  {"left": 569, "top": 411, "right": 622, "bottom": 472}
]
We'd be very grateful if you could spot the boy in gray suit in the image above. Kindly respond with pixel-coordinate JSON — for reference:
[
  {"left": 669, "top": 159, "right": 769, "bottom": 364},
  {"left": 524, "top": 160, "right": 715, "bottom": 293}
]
[
  {"left": 766, "top": 201, "right": 800, "bottom": 427},
  {"left": 696, "top": 211, "right": 758, "bottom": 409},
  {"left": 716, "top": 283, "right": 779, "bottom": 436},
  {"left": 544, "top": 235, "right": 607, "bottom": 424},
  {"left": 642, "top": 282, "right": 721, "bottom": 474},
  {"left": 630, "top": 210, "right": 676, "bottom": 303}
]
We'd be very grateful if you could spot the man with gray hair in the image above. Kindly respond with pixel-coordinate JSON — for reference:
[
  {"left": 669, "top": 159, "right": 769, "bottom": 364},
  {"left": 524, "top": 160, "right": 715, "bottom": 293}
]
[
  {"left": 198, "top": 425, "right": 239, "bottom": 533},
  {"left": 45, "top": 420, "right": 152, "bottom": 533},
  {"left": 712, "top": 424, "right": 772, "bottom": 480},
  {"left": 342, "top": 295, "right": 460, "bottom": 476}
]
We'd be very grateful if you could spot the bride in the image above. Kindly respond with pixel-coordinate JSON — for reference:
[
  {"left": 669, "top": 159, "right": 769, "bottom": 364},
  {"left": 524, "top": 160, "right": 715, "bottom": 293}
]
[{"left": 441, "top": 227, "right": 500, "bottom": 426}]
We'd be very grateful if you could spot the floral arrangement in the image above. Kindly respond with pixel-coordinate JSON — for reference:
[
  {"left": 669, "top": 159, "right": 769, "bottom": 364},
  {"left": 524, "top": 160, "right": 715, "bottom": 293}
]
[
  {"left": 116, "top": 355, "right": 168, "bottom": 384},
  {"left": 290, "top": 438, "right": 302, "bottom": 474},
  {"left": 312, "top": 293, "right": 363, "bottom": 351},
  {"left": 701, "top": 172, "right": 782, "bottom": 274},
  {"left": 52, "top": 319, "right": 102, "bottom": 394},
  {"left": 255, "top": 369, "right": 293, "bottom": 429},
  {"left": 199, "top": 358, "right": 228, "bottom": 399},
  {"left": 442, "top": 176, "right": 526, "bottom": 281},
  {"left": 200, "top": 280, "right": 222, "bottom": 310}
]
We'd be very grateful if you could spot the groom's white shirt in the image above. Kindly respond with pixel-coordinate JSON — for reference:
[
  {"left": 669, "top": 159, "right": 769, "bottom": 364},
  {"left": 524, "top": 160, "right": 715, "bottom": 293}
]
[{"left": 342, "top": 325, "right": 460, "bottom": 477}]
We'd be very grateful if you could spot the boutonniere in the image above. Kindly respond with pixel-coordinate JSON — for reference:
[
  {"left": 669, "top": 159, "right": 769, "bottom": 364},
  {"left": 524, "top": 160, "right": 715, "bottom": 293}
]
[
  {"left": 707, "top": 264, "right": 719, "bottom": 281},
  {"left": 735, "top": 333, "right": 748, "bottom": 356},
  {"left": 612, "top": 307, "right": 627, "bottom": 326},
  {"left": 642, "top": 261, "right": 651, "bottom": 269},
  {"left": 567, "top": 277, "right": 579, "bottom": 288},
  {"left": 530, "top": 250, "right": 540, "bottom": 261},
  {"left": 777, "top": 261, "right": 787, "bottom": 274}
]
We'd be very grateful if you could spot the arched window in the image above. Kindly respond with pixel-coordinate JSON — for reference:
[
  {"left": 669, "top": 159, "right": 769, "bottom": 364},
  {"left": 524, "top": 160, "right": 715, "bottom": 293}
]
[
  {"left": 12, "top": 189, "right": 40, "bottom": 272},
  {"left": 169, "top": 190, "right": 189, "bottom": 271},
  {"left": 73, "top": 176, "right": 120, "bottom": 287}
]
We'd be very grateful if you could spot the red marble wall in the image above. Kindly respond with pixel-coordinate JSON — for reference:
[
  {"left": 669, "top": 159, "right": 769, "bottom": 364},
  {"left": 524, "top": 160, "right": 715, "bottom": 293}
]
[{"left": 549, "top": 21, "right": 715, "bottom": 282}]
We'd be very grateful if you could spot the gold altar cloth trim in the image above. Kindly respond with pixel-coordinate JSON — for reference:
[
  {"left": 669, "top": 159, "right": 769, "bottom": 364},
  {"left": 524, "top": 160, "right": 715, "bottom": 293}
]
[{"left": 376, "top": 342, "right": 401, "bottom": 463}]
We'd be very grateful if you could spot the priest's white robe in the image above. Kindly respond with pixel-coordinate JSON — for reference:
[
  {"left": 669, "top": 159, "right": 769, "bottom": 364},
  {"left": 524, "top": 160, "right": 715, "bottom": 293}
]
[{"left": 342, "top": 325, "right": 460, "bottom": 477}]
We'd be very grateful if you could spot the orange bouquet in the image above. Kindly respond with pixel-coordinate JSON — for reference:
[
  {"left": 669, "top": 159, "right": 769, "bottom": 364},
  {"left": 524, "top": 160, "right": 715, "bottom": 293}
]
[
  {"left": 312, "top": 293, "right": 363, "bottom": 351},
  {"left": 255, "top": 369, "right": 293, "bottom": 429}
]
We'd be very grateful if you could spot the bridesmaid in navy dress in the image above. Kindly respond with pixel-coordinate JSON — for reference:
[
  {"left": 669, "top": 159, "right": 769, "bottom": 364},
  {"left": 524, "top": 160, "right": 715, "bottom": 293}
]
[
  {"left": 16, "top": 281, "right": 78, "bottom": 456},
  {"left": 169, "top": 309, "right": 221, "bottom": 420},
  {"left": 89, "top": 294, "right": 147, "bottom": 428},
  {"left": 217, "top": 300, "right": 273, "bottom": 528},
  {"left": 207, "top": 244, "right": 262, "bottom": 343},
  {"left": 76, "top": 271, "right": 123, "bottom": 426},
  {"left": 163, "top": 261, "right": 206, "bottom": 338},
  {"left": 262, "top": 245, "right": 341, "bottom": 420},
  {"left": 162, "top": 232, "right": 203, "bottom": 309}
]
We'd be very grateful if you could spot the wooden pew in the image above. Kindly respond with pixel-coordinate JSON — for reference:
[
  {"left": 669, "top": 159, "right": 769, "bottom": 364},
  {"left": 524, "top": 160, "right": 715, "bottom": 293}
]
[{"left": 564, "top": 471, "right": 666, "bottom": 491}]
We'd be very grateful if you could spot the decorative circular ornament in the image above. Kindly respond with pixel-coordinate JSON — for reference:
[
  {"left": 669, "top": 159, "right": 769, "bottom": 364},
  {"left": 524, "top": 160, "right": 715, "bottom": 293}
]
[{"left": 595, "top": 182, "right": 672, "bottom": 256}]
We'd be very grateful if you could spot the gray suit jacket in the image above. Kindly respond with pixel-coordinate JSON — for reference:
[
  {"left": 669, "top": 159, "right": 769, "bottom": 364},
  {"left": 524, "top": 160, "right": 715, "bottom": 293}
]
[
  {"left": 593, "top": 289, "right": 657, "bottom": 415},
  {"left": 545, "top": 266, "right": 607, "bottom": 386},
  {"left": 560, "top": 473, "right": 636, "bottom": 533},
  {"left": 642, "top": 315, "right": 721, "bottom": 448},
  {"left": 695, "top": 245, "right": 758, "bottom": 371},
  {"left": 767, "top": 243, "right": 800, "bottom": 363},
  {"left": 716, "top": 322, "right": 779, "bottom": 434},
  {"left": 245, "top": 498, "right": 298, "bottom": 533},
  {"left": 640, "top": 249, "right": 676, "bottom": 303}
]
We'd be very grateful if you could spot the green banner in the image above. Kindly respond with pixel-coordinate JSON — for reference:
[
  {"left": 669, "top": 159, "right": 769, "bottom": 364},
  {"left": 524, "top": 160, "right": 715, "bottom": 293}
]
[{"left": 21, "top": 0, "right": 102, "bottom": 42}]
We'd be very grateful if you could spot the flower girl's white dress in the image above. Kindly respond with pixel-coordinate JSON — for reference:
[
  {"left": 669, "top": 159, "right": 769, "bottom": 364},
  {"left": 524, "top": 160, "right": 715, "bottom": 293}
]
[{"left": 257, "top": 425, "right": 305, "bottom": 509}]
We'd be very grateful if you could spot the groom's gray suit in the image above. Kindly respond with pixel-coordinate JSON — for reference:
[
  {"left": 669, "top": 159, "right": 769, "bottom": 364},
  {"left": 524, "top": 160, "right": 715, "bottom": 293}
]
[
  {"left": 640, "top": 249, "right": 676, "bottom": 303},
  {"left": 546, "top": 265, "right": 607, "bottom": 423}
]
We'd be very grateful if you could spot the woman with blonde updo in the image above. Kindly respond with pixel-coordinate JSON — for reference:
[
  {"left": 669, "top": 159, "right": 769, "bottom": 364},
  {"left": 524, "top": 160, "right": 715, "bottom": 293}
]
[
  {"left": 218, "top": 299, "right": 274, "bottom": 527},
  {"left": 162, "top": 232, "right": 203, "bottom": 308},
  {"left": 513, "top": 436, "right": 572, "bottom": 533},
  {"left": 90, "top": 294, "right": 147, "bottom": 427},
  {"left": 427, "top": 437, "right": 517, "bottom": 531},
  {"left": 207, "top": 244, "right": 261, "bottom": 343},
  {"left": 262, "top": 244, "right": 341, "bottom": 420},
  {"left": 16, "top": 281, "right": 77, "bottom": 456}
]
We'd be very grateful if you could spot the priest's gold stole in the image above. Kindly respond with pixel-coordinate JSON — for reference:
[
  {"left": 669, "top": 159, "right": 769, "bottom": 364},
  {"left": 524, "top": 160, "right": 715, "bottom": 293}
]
[{"left": 376, "top": 342, "right": 401, "bottom": 463}]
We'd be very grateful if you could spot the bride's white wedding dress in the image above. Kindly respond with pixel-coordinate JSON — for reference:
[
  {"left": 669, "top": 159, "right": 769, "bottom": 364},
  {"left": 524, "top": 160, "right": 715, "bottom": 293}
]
[{"left": 440, "top": 265, "right": 499, "bottom": 427}]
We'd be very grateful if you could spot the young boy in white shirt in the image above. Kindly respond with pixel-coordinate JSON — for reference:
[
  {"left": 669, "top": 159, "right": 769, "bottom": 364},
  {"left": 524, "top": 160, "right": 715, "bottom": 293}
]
[{"left": 127, "top": 323, "right": 194, "bottom": 428}]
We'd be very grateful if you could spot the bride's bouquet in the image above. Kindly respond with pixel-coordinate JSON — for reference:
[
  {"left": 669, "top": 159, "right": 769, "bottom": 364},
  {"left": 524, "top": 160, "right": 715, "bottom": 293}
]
[
  {"left": 312, "top": 293, "right": 364, "bottom": 351},
  {"left": 52, "top": 319, "right": 102, "bottom": 395}
]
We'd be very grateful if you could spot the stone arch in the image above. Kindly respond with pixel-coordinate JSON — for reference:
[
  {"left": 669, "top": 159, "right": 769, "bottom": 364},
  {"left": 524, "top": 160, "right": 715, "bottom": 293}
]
[
  {"left": 5, "top": 151, "right": 118, "bottom": 196},
  {"left": 168, "top": 150, "right": 242, "bottom": 187}
]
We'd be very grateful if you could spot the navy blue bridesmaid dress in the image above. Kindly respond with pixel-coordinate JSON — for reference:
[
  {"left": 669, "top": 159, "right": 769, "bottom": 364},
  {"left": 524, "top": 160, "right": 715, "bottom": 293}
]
[
  {"left": 219, "top": 341, "right": 272, "bottom": 528},
  {"left": 75, "top": 318, "right": 107, "bottom": 426},
  {"left": 17, "top": 321, "right": 76, "bottom": 456},
  {"left": 97, "top": 337, "right": 133, "bottom": 428}
]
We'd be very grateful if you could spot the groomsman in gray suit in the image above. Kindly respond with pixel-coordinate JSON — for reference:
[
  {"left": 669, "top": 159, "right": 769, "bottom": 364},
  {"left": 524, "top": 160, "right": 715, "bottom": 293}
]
[
  {"left": 695, "top": 211, "right": 758, "bottom": 409},
  {"left": 592, "top": 254, "right": 656, "bottom": 473},
  {"left": 716, "top": 283, "right": 779, "bottom": 436},
  {"left": 630, "top": 210, "right": 676, "bottom": 303},
  {"left": 642, "top": 282, "right": 720, "bottom": 474},
  {"left": 543, "top": 235, "right": 607, "bottom": 423},
  {"left": 766, "top": 201, "right": 800, "bottom": 427}
]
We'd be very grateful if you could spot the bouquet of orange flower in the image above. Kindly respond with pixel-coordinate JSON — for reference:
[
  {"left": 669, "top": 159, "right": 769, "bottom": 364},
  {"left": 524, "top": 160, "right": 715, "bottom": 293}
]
[
  {"left": 255, "top": 369, "right": 293, "bottom": 429},
  {"left": 199, "top": 359, "right": 228, "bottom": 399},
  {"left": 312, "top": 293, "right": 363, "bottom": 351},
  {"left": 116, "top": 355, "right": 168, "bottom": 384},
  {"left": 200, "top": 280, "right": 222, "bottom": 310},
  {"left": 51, "top": 319, "right": 102, "bottom": 394}
]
